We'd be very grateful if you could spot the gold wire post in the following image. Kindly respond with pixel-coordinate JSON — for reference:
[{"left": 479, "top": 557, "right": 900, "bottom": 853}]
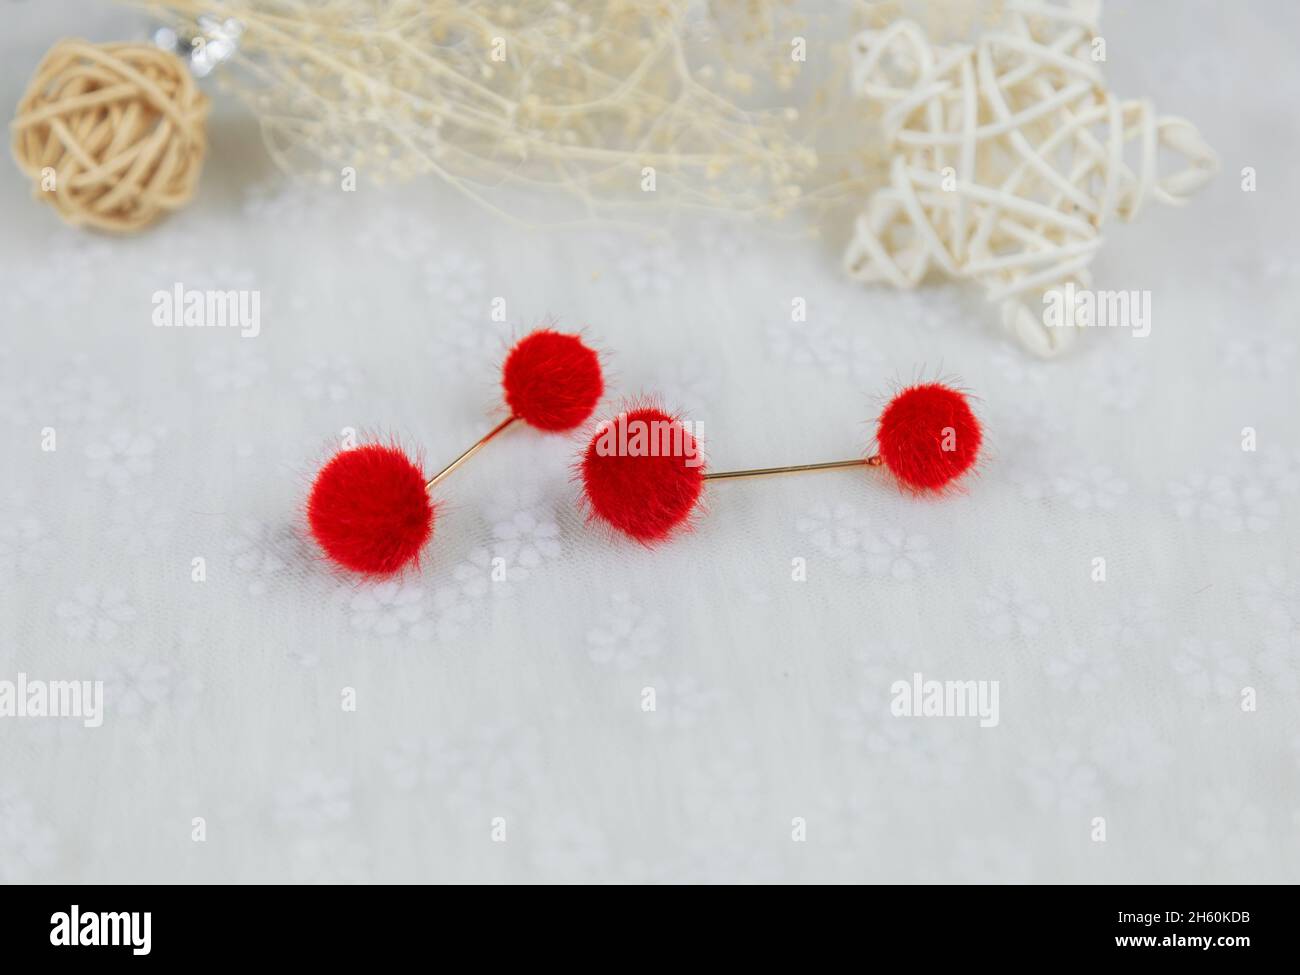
[
  {"left": 703, "top": 455, "right": 883, "bottom": 482},
  {"left": 425, "top": 415, "right": 518, "bottom": 491}
]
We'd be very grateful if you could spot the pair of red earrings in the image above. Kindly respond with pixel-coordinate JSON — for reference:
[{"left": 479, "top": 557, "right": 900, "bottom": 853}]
[{"left": 307, "top": 328, "right": 982, "bottom": 577}]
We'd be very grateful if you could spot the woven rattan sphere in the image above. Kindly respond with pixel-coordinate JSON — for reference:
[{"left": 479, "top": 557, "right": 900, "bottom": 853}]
[{"left": 11, "top": 39, "right": 209, "bottom": 233}]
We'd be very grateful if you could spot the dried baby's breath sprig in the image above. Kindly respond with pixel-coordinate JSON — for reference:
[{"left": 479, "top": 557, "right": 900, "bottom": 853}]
[{"left": 136, "top": 0, "right": 826, "bottom": 225}]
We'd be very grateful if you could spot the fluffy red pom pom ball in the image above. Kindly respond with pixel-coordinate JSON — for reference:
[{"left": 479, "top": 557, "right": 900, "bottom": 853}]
[
  {"left": 308, "top": 444, "right": 435, "bottom": 576},
  {"left": 875, "top": 382, "right": 981, "bottom": 492},
  {"left": 502, "top": 329, "right": 604, "bottom": 431},
  {"left": 581, "top": 407, "right": 705, "bottom": 543}
]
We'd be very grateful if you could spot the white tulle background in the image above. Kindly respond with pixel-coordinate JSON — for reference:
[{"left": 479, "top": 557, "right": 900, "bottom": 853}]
[{"left": 2, "top": 0, "right": 1298, "bottom": 883}]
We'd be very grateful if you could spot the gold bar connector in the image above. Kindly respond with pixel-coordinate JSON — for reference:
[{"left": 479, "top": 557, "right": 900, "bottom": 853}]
[
  {"left": 426, "top": 415, "right": 518, "bottom": 491},
  {"left": 703, "top": 455, "right": 882, "bottom": 482}
]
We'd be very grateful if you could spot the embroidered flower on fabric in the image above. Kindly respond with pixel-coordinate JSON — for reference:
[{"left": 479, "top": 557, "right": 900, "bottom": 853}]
[
  {"left": 196, "top": 344, "right": 269, "bottom": 392},
  {"left": 1044, "top": 642, "right": 1120, "bottom": 694},
  {"left": 976, "top": 577, "right": 1050, "bottom": 638},
  {"left": 293, "top": 354, "right": 361, "bottom": 402},
  {"left": 86, "top": 430, "right": 157, "bottom": 492},
  {"left": 1018, "top": 743, "right": 1102, "bottom": 813},
  {"left": 489, "top": 488, "right": 563, "bottom": 575},
  {"left": 349, "top": 581, "right": 432, "bottom": 639},
  {"left": 55, "top": 585, "right": 136, "bottom": 643},
  {"left": 1172, "top": 638, "right": 1249, "bottom": 699},
  {"left": 1169, "top": 472, "right": 1278, "bottom": 532},
  {"left": 0, "top": 511, "right": 56, "bottom": 580},
  {"left": 587, "top": 592, "right": 665, "bottom": 669},
  {"left": 614, "top": 239, "right": 683, "bottom": 296},
  {"left": 0, "top": 785, "right": 57, "bottom": 883},
  {"left": 272, "top": 771, "right": 352, "bottom": 833}
]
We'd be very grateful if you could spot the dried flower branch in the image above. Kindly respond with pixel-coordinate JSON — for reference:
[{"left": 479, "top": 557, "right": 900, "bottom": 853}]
[{"left": 135, "top": 0, "right": 832, "bottom": 225}]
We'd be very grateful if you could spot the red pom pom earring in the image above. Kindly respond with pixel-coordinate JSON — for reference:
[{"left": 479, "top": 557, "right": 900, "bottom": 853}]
[
  {"left": 308, "top": 328, "right": 603, "bottom": 576},
  {"left": 580, "top": 381, "right": 981, "bottom": 544}
]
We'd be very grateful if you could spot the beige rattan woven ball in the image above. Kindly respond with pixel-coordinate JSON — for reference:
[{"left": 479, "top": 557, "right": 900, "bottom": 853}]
[{"left": 11, "top": 39, "right": 209, "bottom": 233}]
